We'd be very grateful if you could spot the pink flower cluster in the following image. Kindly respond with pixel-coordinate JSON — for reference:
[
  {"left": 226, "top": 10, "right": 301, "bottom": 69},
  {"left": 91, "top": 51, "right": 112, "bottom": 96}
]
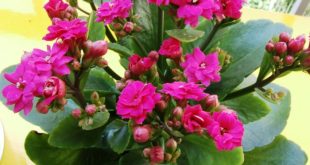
[
  {"left": 96, "top": 0, "right": 133, "bottom": 25},
  {"left": 148, "top": 0, "right": 244, "bottom": 27},
  {"left": 182, "top": 105, "right": 244, "bottom": 150},
  {"left": 162, "top": 82, "right": 207, "bottom": 101},
  {"left": 116, "top": 81, "right": 161, "bottom": 124}
]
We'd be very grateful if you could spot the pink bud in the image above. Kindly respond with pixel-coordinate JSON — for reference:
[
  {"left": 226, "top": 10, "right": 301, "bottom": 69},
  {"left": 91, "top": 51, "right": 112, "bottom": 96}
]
[
  {"left": 129, "top": 54, "right": 155, "bottom": 76},
  {"left": 166, "top": 138, "right": 177, "bottom": 153},
  {"left": 205, "top": 95, "right": 219, "bottom": 108},
  {"left": 36, "top": 101, "right": 49, "bottom": 114},
  {"left": 156, "top": 100, "right": 167, "bottom": 112},
  {"left": 296, "top": 35, "right": 306, "bottom": 46},
  {"left": 72, "top": 59, "right": 81, "bottom": 71},
  {"left": 112, "top": 23, "right": 123, "bottom": 31},
  {"left": 301, "top": 55, "right": 310, "bottom": 68},
  {"left": 96, "top": 58, "right": 108, "bottom": 68},
  {"left": 143, "top": 148, "right": 151, "bottom": 158},
  {"left": 284, "top": 55, "right": 294, "bottom": 65},
  {"left": 288, "top": 39, "right": 304, "bottom": 54},
  {"left": 275, "top": 42, "right": 287, "bottom": 55},
  {"left": 84, "top": 40, "right": 108, "bottom": 59},
  {"left": 124, "top": 70, "right": 131, "bottom": 79},
  {"left": 279, "top": 32, "right": 291, "bottom": 43},
  {"left": 148, "top": 51, "right": 159, "bottom": 61},
  {"left": 85, "top": 104, "right": 97, "bottom": 116},
  {"left": 123, "top": 22, "right": 134, "bottom": 33},
  {"left": 43, "top": 77, "right": 66, "bottom": 99},
  {"left": 133, "top": 125, "right": 152, "bottom": 143},
  {"left": 72, "top": 109, "right": 82, "bottom": 119},
  {"left": 173, "top": 107, "right": 183, "bottom": 119},
  {"left": 265, "top": 42, "right": 274, "bottom": 53},
  {"left": 149, "top": 146, "right": 164, "bottom": 164},
  {"left": 273, "top": 56, "right": 280, "bottom": 63}
]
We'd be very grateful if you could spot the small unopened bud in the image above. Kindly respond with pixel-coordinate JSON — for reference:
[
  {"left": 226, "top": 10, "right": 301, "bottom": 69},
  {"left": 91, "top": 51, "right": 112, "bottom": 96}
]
[
  {"left": 173, "top": 107, "right": 183, "bottom": 120},
  {"left": 123, "top": 22, "right": 134, "bottom": 33},
  {"left": 112, "top": 23, "right": 123, "bottom": 31},
  {"left": 87, "top": 117, "right": 93, "bottom": 125},
  {"left": 72, "top": 108, "right": 82, "bottom": 119},
  {"left": 284, "top": 55, "right": 294, "bottom": 66},
  {"left": 124, "top": 70, "right": 131, "bottom": 79},
  {"left": 133, "top": 125, "right": 152, "bottom": 143},
  {"left": 273, "top": 56, "right": 280, "bottom": 63},
  {"left": 149, "top": 146, "right": 164, "bottom": 164},
  {"left": 156, "top": 100, "right": 167, "bottom": 111},
  {"left": 205, "top": 95, "right": 219, "bottom": 109},
  {"left": 72, "top": 59, "right": 81, "bottom": 71},
  {"left": 288, "top": 39, "right": 304, "bottom": 54},
  {"left": 174, "top": 121, "right": 182, "bottom": 129},
  {"left": 171, "top": 149, "right": 181, "bottom": 163},
  {"left": 279, "top": 32, "right": 291, "bottom": 43},
  {"left": 36, "top": 101, "right": 49, "bottom": 114},
  {"left": 275, "top": 42, "right": 287, "bottom": 55},
  {"left": 85, "top": 104, "right": 97, "bottom": 116},
  {"left": 296, "top": 35, "right": 306, "bottom": 46},
  {"left": 116, "top": 30, "right": 127, "bottom": 38},
  {"left": 165, "top": 153, "right": 172, "bottom": 161},
  {"left": 91, "top": 91, "right": 100, "bottom": 103},
  {"left": 116, "top": 81, "right": 126, "bottom": 91},
  {"left": 167, "top": 121, "right": 174, "bottom": 127},
  {"left": 84, "top": 40, "right": 108, "bottom": 59},
  {"left": 143, "top": 148, "right": 151, "bottom": 158},
  {"left": 301, "top": 55, "right": 310, "bottom": 69},
  {"left": 265, "top": 42, "right": 275, "bottom": 53},
  {"left": 96, "top": 58, "right": 108, "bottom": 68},
  {"left": 166, "top": 138, "right": 178, "bottom": 153},
  {"left": 58, "top": 97, "right": 67, "bottom": 106},
  {"left": 148, "top": 51, "right": 159, "bottom": 61},
  {"left": 134, "top": 25, "right": 143, "bottom": 32}
]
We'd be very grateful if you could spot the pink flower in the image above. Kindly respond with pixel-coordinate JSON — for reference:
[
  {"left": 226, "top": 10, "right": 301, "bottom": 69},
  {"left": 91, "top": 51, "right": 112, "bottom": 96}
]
[
  {"left": 182, "top": 105, "right": 213, "bottom": 134},
  {"left": 2, "top": 62, "right": 37, "bottom": 115},
  {"left": 158, "top": 38, "right": 182, "bottom": 59},
  {"left": 36, "top": 77, "right": 66, "bottom": 114},
  {"left": 133, "top": 125, "right": 152, "bottom": 143},
  {"left": 30, "top": 43, "right": 72, "bottom": 77},
  {"left": 116, "top": 81, "right": 161, "bottom": 124},
  {"left": 84, "top": 40, "right": 108, "bottom": 59},
  {"left": 149, "top": 146, "right": 164, "bottom": 164},
  {"left": 181, "top": 48, "right": 221, "bottom": 87},
  {"left": 44, "top": 0, "right": 69, "bottom": 19},
  {"left": 214, "top": 0, "right": 244, "bottom": 20},
  {"left": 148, "top": 0, "right": 170, "bottom": 6},
  {"left": 207, "top": 108, "right": 244, "bottom": 151},
  {"left": 96, "top": 0, "right": 133, "bottom": 25},
  {"left": 43, "top": 18, "right": 87, "bottom": 43},
  {"left": 128, "top": 54, "right": 155, "bottom": 76},
  {"left": 162, "top": 82, "right": 207, "bottom": 101},
  {"left": 174, "top": 0, "right": 214, "bottom": 27}
]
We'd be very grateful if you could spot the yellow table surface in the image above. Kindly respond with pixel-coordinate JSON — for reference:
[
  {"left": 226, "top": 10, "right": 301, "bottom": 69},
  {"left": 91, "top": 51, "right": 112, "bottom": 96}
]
[{"left": 0, "top": 1, "right": 310, "bottom": 164}]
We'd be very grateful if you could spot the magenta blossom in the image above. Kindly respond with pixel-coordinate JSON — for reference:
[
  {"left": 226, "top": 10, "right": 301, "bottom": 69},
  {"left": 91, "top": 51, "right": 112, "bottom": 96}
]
[
  {"left": 96, "top": 0, "right": 133, "bottom": 25},
  {"left": 159, "top": 38, "right": 182, "bottom": 59},
  {"left": 2, "top": 61, "right": 37, "bottom": 115},
  {"left": 148, "top": 0, "right": 170, "bottom": 6},
  {"left": 43, "top": 18, "right": 87, "bottom": 43},
  {"left": 162, "top": 82, "right": 207, "bottom": 101},
  {"left": 128, "top": 54, "right": 155, "bottom": 76},
  {"left": 116, "top": 81, "right": 161, "bottom": 124},
  {"left": 182, "top": 105, "right": 213, "bottom": 134},
  {"left": 214, "top": 0, "right": 244, "bottom": 20},
  {"left": 44, "top": 0, "right": 69, "bottom": 19},
  {"left": 181, "top": 48, "right": 221, "bottom": 87},
  {"left": 207, "top": 108, "right": 244, "bottom": 151}
]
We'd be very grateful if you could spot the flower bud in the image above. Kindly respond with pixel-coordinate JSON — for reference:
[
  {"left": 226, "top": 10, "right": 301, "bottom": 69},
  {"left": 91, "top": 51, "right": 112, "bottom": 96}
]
[
  {"left": 156, "top": 100, "right": 167, "bottom": 112},
  {"left": 129, "top": 55, "right": 155, "bottom": 76},
  {"left": 116, "top": 81, "right": 126, "bottom": 91},
  {"left": 143, "top": 148, "right": 151, "bottom": 158},
  {"left": 288, "top": 39, "right": 304, "bottom": 54},
  {"left": 265, "top": 42, "right": 275, "bottom": 53},
  {"left": 96, "top": 58, "right": 108, "bottom": 68},
  {"left": 36, "top": 101, "right": 49, "bottom": 114},
  {"left": 112, "top": 23, "right": 123, "bottom": 31},
  {"left": 279, "top": 32, "right": 291, "bottom": 43},
  {"left": 72, "top": 108, "right": 82, "bottom": 119},
  {"left": 301, "top": 55, "right": 310, "bottom": 69},
  {"left": 116, "top": 30, "right": 127, "bottom": 38},
  {"left": 133, "top": 125, "right": 152, "bottom": 143},
  {"left": 166, "top": 138, "right": 178, "bottom": 153},
  {"left": 205, "top": 94, "right": 219, "bottom": 109},
  {"left": 85, "top": 104, "right": 97, "bottom": 116},
  {"left": 273, "top": 56, "right": 280, "bottom": 63},
  {"left": 149, "top": 146, "right": 164, "bottom": 164},
  {"left": 72, "top": 59, "right": 81, "bottom": 71},
  {"left": 165, "top": 153, "right": 172, "bottom": 161},
  {"left": 148, "top": 51, "right": 159, "bottom": 61},
  {"left": 91, "top": 91, "right": 100, "bottom": 103},
  {"left": 123, "top": 22, "right": 134, "bottom": 33},
  {"left": 171, "top": 149, "right": 181, "bottom": 163},
  {"left": 124, "top": 70, "right": 131, "bottom": 79},
  {"left": 284, "top": 55, "right": 294, "bottom": 66},
  {"left": 296, "top": 35, "right": 306, "bottom": 46},
  {"left": 134, "top": 25, "right": 143, "bottom": 32},
  {"left": 43, "top": 77, "right": 66, "bottom": 99},
  {"left": 57, "top": 97, "right": 67, "bottom": 106},
  {"left": 173, "top": 107, "right": 183, "bottom": 120},
  {"left": 84, "top": 40, "right": 108, "bottom": 59},
  {"left": 275, "top": 42, "right": 287, "bottom": 55}
]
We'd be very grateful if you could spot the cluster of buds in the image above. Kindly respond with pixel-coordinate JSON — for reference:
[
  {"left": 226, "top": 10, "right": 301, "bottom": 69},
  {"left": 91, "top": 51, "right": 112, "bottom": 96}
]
[
  {"left": 44, "top": 0, "right": 77, "bottom": 21},
  {"left": 111, "top": 21, "right": 143, "bottom": 38},
  {"left": 143, "top": 138, "right": 181, "bottom": 165},
  {"left": 266, "top": 32, "right": 306, "bottom": 68}
]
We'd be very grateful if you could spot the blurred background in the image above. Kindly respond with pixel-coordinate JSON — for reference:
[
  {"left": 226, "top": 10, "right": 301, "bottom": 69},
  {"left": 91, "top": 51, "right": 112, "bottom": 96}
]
[{"left": 0, "top": 0, "right": 309, "bottom": 164}]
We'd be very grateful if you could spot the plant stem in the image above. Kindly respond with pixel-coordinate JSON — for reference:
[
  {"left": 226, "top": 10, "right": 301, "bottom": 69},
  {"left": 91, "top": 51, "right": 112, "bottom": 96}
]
[
  {"left": 132, "top": 36, "right": 148, "bottom": 56},
  {"left": 104, "top": 66, "right": 122, "bottom": 80},
  {"left": 224, "top": 65, "right": 300, "bottom": 101},
  {"left": 89, "top": 1, "right": 97, "bottom": 11},
  {"left": 77, "top": 6, "right": 90, "bottom": 15},
  {"left": 65, "top": 75, "right": 87, "bottom": 108},
  {"left": 200, "top": 22, "right": 221, "bottom": 51},
  {"left": 105, "top": 25, "right": 117, "bottom": 43}
]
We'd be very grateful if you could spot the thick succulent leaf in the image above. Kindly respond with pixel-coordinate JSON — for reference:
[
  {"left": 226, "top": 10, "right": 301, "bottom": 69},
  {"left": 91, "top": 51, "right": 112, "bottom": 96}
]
[
  {"left": 25, "top": 131, "right": 118, "bottom": 165},
  {"left": 82, "top": 111, "right": 110, "bottom": 130},
  {"left": 222, "top": 93, "right": 271, "bottom": 124},
  {"left": 242, "top": 83, "right": 291, "bottom": 151},
  {"left": 178, "top": 135, "right": 244, "bottom": 165},
  {"left": 48, "top": 116, "right": 105, "bottom": 149},
  {"left": 119, "top": 151, "right": 149, "bottom": 165},
  {"left": 166, "top": 29, "right": 205, "bottom": 42},
  {"left": 244, "top": 135, "right": 308, "bottom": 165},
  {"left": 205, "top": 20, "right": 292, "bottom": 99},
  {"left": 104, "top": 119, "right": 131, "bottom": 154},
  {"left": 87, "top": 11, "right": 105, "bottom": 41}
]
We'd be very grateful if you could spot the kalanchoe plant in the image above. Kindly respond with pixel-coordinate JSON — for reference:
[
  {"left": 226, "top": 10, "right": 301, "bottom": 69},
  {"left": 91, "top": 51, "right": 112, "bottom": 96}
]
[{"left": 0, "top": 0, "right": 309, "bottom": 164}]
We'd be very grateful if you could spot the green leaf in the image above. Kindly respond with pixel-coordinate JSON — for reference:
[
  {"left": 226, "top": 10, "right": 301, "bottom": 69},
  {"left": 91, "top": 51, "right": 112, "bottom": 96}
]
[
  {"left": 119, "top": 151, "right": 148, "bottom": 165},
  {"left": 87, "top": 11, "right": 105, "bottom": 41},
  {"left": 104, "top": 119, "right": 131, "bottom": 154},
  {"left": 244, "top": 135, "right": 308, "bottom": 165},
  {"left": 178, "top": 135, "right": 244, "bottom": 165},
  {"left": 222, "top": 93, "right": 271, "bottom": 124},
  {"left": 108, "top": 43, "right": 134, "bottom": 58},
  {"left": 25, "top": 131, "right": 119, "bottom": 165},
  {"left": 48, "top": 116, "right": 105, "bottom": 149},
  {"left": 166, "top": 29, "right": 205, "bottom": 42},
  {"left": 82, "top": 111, "right": 110, "bottom": 130},
  {"left": 242, "top": 83, "right": 291, "bottom": 151},
  {"left": 205, "top": 20, "right": 292, "bottom": 99},
  {"left": 257, "top": 52, "right": 273, "bottom": 82}
]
